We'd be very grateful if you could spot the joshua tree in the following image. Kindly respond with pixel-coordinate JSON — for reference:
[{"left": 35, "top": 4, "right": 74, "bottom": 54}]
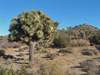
[{"left": 9, "top": 10, "right": 59, "bottom": 63}]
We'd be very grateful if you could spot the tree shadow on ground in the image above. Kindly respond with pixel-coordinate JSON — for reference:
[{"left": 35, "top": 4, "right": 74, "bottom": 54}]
[
  {"left": 0, "top": 50, "right": 14, "bottom": 59},
  {"left": 71, "top": 64, "right": 87, "bottom": 75}
]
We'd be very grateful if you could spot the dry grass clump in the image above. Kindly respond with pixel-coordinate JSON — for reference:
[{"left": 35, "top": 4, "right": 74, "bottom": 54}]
[
  {"left": 37, "top": 61, "right": 65, "bottom": 75},
  {"left": 70, "top": 39, "right": 90, "bottom": 47}
]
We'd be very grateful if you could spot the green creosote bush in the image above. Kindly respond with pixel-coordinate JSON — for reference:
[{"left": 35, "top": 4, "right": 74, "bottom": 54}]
[
  {"left": 53, "top": 32, "right": 70, "bottom": 48},
  {"left": 0, "top": 66, "right": 27, "bottom": 75},
  {"left": 0, "top": 36, "right": 3, "bottom": 40},
  {"left": 89, "top": 31, "right": 100, "bottom": 45}
]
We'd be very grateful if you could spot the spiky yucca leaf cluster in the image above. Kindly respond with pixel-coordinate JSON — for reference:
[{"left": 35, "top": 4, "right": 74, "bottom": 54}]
[{"left": 9, "top": 10, "right": 59, "bottom": 45}]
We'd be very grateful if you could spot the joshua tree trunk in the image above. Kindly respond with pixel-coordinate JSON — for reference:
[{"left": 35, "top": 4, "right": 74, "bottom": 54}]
[{"left": 29, "top": 41, "right": 37, "bottom": 63}]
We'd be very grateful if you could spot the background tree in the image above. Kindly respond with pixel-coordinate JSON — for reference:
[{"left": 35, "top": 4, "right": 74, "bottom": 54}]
[{"left": 9, "top": 10, "right": 59, "bottom": 63}]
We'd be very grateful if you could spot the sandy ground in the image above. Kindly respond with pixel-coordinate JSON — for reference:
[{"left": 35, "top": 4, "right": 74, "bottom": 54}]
[{"left": 1, "top": 45, "right": 100, "bottom": 75}]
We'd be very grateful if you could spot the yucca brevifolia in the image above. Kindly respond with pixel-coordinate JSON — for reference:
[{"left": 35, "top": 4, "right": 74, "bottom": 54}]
[{"left": 9, "top": 10, "right": 59, "bottom": 63}]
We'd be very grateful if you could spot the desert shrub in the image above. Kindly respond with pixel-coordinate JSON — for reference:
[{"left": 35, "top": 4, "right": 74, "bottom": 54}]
[
  {"left": 95, "top": 45, "right": 100, "bottom": 52},
  {"left": 0, "top": 66, "right": 27, "bottom": 75},
  {"left": 80, "top": 59, "right": 100, "bottom": 75},
  {"left": 44, "top": 53, "right": 58, "bottom": 60},
  {"left": 81, "top": 48, "right": 99, "bottom": 56},
  {"left": 53, "top": 32, "right": 70, "bottom": 48},
  {"left": 0, "top": 36, "right": 3, "bottom": 40},
  {"left": 0, "top": 50, "right": 5, "bottom": 56},
  {"left": 89, "top": 31, "right": 100, "bottom": 45},
  {"left": 80, "top": 60, "right": 97, "bottom": 72},
  {"left": 70, "top": 39, "right": 90, "bottom": 47}
]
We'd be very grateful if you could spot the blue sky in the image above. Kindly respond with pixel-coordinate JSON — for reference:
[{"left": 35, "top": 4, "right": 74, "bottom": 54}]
[{"left": 0, "top": 0, "right": 100, "bottom": 35}]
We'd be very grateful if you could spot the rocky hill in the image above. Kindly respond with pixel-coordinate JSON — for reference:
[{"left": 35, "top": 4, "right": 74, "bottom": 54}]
[
  {"left": 66, "top": 24, "right": 100, "bottom": 39},
  {"left": 73, "top": 24, "right": 99, "bottom": 31}
]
